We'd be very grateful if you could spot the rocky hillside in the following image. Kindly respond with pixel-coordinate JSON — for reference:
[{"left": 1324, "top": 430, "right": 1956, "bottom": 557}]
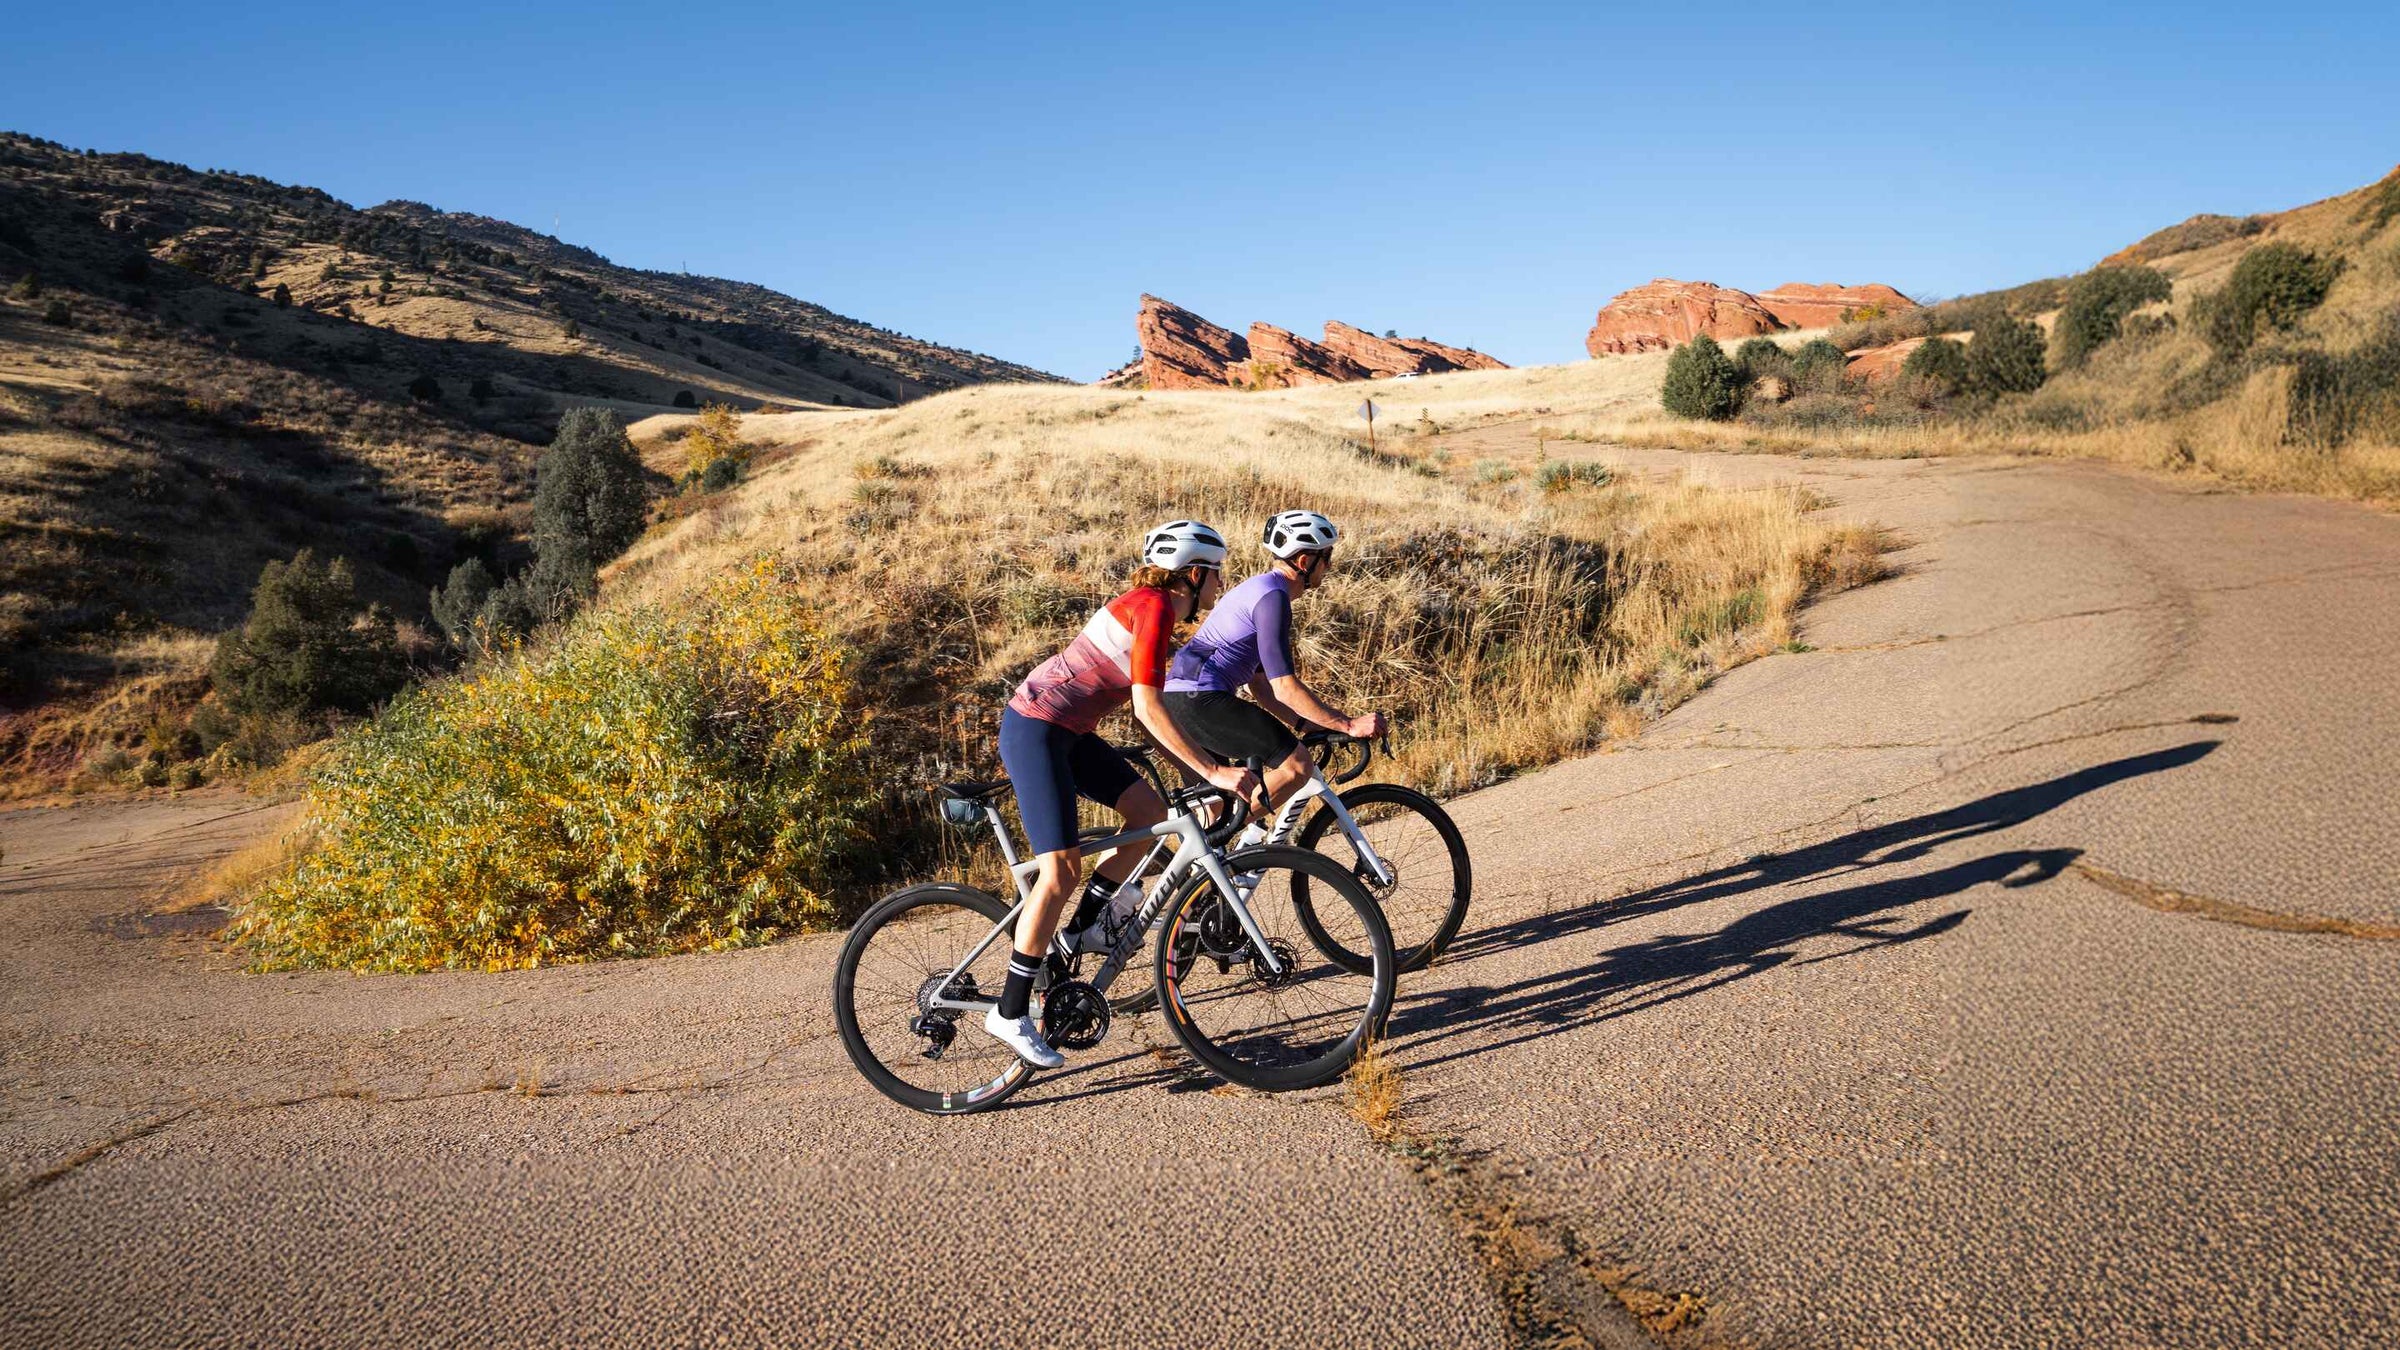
[
  {"left": 0, "top": 131, "right": 1062, "bottom": 787},
  {"left": 1585, "top": 279, "right": 1917, "bottom": 355},
  {"left": 1124, "top": 295, "right": 1506, "bottom": 390}
]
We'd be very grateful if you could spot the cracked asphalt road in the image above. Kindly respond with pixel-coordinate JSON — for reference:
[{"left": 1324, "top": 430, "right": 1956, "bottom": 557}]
[{"left": 5, "top": 443, "right": 2397, "bottom": 1348}]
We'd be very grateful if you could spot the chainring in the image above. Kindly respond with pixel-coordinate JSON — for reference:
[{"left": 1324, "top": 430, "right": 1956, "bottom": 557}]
[{"left": 1041, "top": 979, "right": 1112, "bottom": 1051}]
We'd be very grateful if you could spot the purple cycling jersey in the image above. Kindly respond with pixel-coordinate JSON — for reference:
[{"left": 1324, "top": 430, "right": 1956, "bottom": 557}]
[{"left": 1166, "top": 570, "right": 1296, "bottom": 694}]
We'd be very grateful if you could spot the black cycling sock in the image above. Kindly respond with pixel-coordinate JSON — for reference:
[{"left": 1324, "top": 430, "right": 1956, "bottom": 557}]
[
  {"left": 998, "top": 953, "right": 1042, "bottom": 1020},
  {"left": 1067, "top": 875, "right": 1115, "bottom": 932}
]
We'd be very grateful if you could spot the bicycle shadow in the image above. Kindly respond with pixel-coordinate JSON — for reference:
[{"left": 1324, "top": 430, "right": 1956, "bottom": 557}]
[{"left": 1384, "top": 740, "right": 2220, "bottom": 1069}]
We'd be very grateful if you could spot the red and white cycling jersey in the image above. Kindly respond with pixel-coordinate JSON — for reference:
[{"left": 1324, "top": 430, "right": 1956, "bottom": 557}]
[{"left": 1006, "top": 586, "right": 1175, "bottom": 734}]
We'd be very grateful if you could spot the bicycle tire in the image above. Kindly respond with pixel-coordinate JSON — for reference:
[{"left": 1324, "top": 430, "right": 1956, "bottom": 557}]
[
  {"left": 833, "top": 882, "right": 1036, "bottom": 1115},
  {"left": 1153, "top": 845, "right": 1395, "bottom": 1093},
  {"left": 1294, "top": 782, "right": 1472, "bottom": 974}
]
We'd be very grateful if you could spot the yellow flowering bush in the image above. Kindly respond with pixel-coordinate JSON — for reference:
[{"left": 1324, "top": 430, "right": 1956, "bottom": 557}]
[{"left": 233, "top": 556, "right": 869, "bottom": 971}]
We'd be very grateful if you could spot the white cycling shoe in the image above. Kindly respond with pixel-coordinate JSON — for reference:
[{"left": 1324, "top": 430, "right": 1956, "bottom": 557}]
[{"left": 983, "top": 1008, "right": 1065, "bottom": 1069}]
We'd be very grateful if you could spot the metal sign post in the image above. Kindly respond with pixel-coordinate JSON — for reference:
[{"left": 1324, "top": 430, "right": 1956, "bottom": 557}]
[{"left": 1358, "top": 398, "right": 1377, "bottom": 452}]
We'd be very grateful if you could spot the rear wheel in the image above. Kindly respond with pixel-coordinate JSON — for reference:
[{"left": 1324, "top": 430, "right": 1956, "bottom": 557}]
[
  {"left": 1295, "top": 783, "right": 1471, "bottom": 973},
  {"left": 833, "top": 883, "right": 1034, "bottom": 1115},
  {"left": 1154, "top": 846, "right": 1394, "bottom": 1092}
]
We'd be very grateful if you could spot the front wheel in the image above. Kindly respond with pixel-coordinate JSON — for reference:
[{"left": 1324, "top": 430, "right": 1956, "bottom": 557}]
[
  {"left": 1154, "top": 846, "right": 1394, "bottom": 1093},
  {"left": 833, "top": 883, "right": 1035, "bottom": 1115},
  {"left": 1295, "top": 783, "right": 1471, "bottom": 974}
]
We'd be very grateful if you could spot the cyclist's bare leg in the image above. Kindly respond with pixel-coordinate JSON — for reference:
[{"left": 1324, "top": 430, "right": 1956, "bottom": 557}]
[
  {"left": 1012, "top": 847, "right": 1081, "bottom": 958},
  {"left": 1092, "top": 780, "right": 1166, "bottom": 887},
  {"left": 1261, "top": 742, "right": 1317, "bottom": 812}
]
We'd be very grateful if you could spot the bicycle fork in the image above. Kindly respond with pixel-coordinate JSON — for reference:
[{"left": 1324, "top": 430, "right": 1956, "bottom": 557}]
[{"left": 1263, "top": 765, "right": 1397, "bottom": 889}]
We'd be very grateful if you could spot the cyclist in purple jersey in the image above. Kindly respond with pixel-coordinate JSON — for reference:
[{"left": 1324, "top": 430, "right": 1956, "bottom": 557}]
[{"left": 1164, "top": 510, "right": 1385, "bottom": 823}]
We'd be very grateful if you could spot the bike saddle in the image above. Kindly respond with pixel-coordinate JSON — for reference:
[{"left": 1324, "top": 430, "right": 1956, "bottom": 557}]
[{"left": 934, "top": 778, "right": 1013, "bottom": 803}]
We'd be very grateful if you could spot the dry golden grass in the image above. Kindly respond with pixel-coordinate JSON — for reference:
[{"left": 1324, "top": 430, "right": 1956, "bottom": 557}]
[
  {"left": 597, "top": 375, "right": 1879, "bottom": 899},
  {"left": 164, "top": 813, "right": 314, "bottom": 914},
  {"left": 1343, "top": 1037, "right": 1405, "bottom": 1139}
]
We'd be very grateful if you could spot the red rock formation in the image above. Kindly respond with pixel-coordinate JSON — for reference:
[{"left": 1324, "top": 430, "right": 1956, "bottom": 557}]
[
  {"left": 1117, "top": 296, "right": 1504, "bottom": 389},
  {"left": 1321, "top": 321, "right": 1508, "bottom": 377},
  {"left": 1242, "top": 323, "right": 1373, "bottom": 387},
  {"left": 1755, "top": 283, "right": 1918, "bottom": 330},
  {"left": 1136, "top": 294, "right": 1248, "bottom": 389},
  {"left": 1585, "top": 280, "right": 1783, "bottom": 357}
]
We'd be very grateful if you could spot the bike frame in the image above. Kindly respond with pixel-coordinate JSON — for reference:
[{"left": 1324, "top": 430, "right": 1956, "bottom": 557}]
[
  {"left": 921, "top": 798, "right": 1286, "bottom": 1017},
  {"left": 1255, "top": 759, "right": 1397, "bottom": 887}
]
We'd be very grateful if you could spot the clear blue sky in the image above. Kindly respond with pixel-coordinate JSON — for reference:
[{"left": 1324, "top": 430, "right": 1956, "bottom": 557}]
[{"left": 8, "top": 3, "right": 2397, "bottom": 379}]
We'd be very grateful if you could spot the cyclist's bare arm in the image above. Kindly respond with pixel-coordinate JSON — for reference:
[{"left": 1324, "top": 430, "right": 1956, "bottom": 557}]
[{"left": 1258, "top": 674, "right": 1383, "bottom": 740}]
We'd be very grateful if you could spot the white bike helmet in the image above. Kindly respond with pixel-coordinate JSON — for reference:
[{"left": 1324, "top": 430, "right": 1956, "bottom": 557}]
[
  {"left": 1142, "top": 519, "right": 1229, "bottom": 571},
  {"left": 1261, "top": 510, "right": 1338, "bottom": 560}
]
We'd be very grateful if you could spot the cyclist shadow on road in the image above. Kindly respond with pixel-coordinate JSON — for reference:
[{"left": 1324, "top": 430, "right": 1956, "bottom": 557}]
[{"left": 1382, "top": 739, "right": 2220, "bottom": 1068}]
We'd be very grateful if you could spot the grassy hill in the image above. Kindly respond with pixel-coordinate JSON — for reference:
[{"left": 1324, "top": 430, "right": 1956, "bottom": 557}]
[
  {"left": 0, "top": 132, "right": 1063, "bottom": 789},
  {"left": 231, "top": 366, "right": 1882, "bottom": 963}
]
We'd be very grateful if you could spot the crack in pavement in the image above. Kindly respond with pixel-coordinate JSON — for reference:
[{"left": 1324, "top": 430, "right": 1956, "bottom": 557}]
[
  {"left": 2070, "top": 862, "right": 2400, "bottom": 941},
  {"left": 2, "top": 1030, "right": 851, "bottom": 1208}
]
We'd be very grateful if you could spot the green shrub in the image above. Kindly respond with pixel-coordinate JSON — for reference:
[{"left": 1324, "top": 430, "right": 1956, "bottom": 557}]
[
  {"left": 1733, "top": 337, "right": 1790, "bottom": 380},
  {"left": 2286, "top": 314, "right": 2400, "bottom": 448},
  {"left": 1900, "top": 336, "right": 1969, "bottom": 393},
  {"left": 9, "top": 270, "right": 38, "bottom": 299},
  {"left": 1537, "top": 460, "right": 1613, "bottom": 494},
  {"left": 2054, "top": 265, "right": 2173, "bottom": 368},
  {"left": 700, "top": 456, "right": 741, "bottom": 492},
  {"left": 1966, "top": 314, "right": 2047, "bottom": 396},
  {"left": 231, "top": 557, "right": 869, "bottom": 971},
  {"left": 210, "top": 550, "right": 406, "bottom": 720},
  {"left": 428, "top": 557, "right": 496, "bottom": 647},
  {"left": 1661, "top": 334, "right": 1740, "bottom": 420},
  {"left": 41, "top": 299, "right": 70, "bottom": 326},
  {"left": 406, "top": 373, "right": 440, "bottom": 401},
  {"left": 1791, "top": 339, "right": 1849, "bottom": 392},
  {"left": 271, "top": 282, "right": 291, "bottom": 307},
  {"left": 2202, "top": 244, "right": 2343, "bottom": 357},
  {"left": 672, "top": 389, "right": 697, "bottom": 408}
]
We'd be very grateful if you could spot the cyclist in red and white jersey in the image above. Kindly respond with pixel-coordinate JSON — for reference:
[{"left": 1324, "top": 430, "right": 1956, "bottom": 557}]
[{"left": 984, "top": 521, "right": 1263, "bottom": 1068}]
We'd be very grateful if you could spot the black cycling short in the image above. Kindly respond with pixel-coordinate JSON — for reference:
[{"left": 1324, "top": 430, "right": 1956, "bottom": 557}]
[{"left": 1163, "top": 690, "right": 1299, "bottom": 766}]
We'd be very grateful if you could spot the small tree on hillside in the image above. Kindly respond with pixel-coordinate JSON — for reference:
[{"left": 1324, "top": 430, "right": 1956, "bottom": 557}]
[
  {"left": 526, "top": 407, "right": 648, "bottom": 615},
  {"left": 683, "top": 402, "right": 746, "bottom": 475},
  {"left": 1661, "top": 335, "right": 1740, "bottom": 421},
  {"left": 210, "top": 551, "right": 406, "bottom": 719},
  {"left": 2054, "top": 265, "right": 2173, "bottom": 368},
  {"left": 1965, "top": 314, "right": 2047, "bottom": 396},
  {"left": 272, "top": 282, "right": 292, "bottom": 308}
]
